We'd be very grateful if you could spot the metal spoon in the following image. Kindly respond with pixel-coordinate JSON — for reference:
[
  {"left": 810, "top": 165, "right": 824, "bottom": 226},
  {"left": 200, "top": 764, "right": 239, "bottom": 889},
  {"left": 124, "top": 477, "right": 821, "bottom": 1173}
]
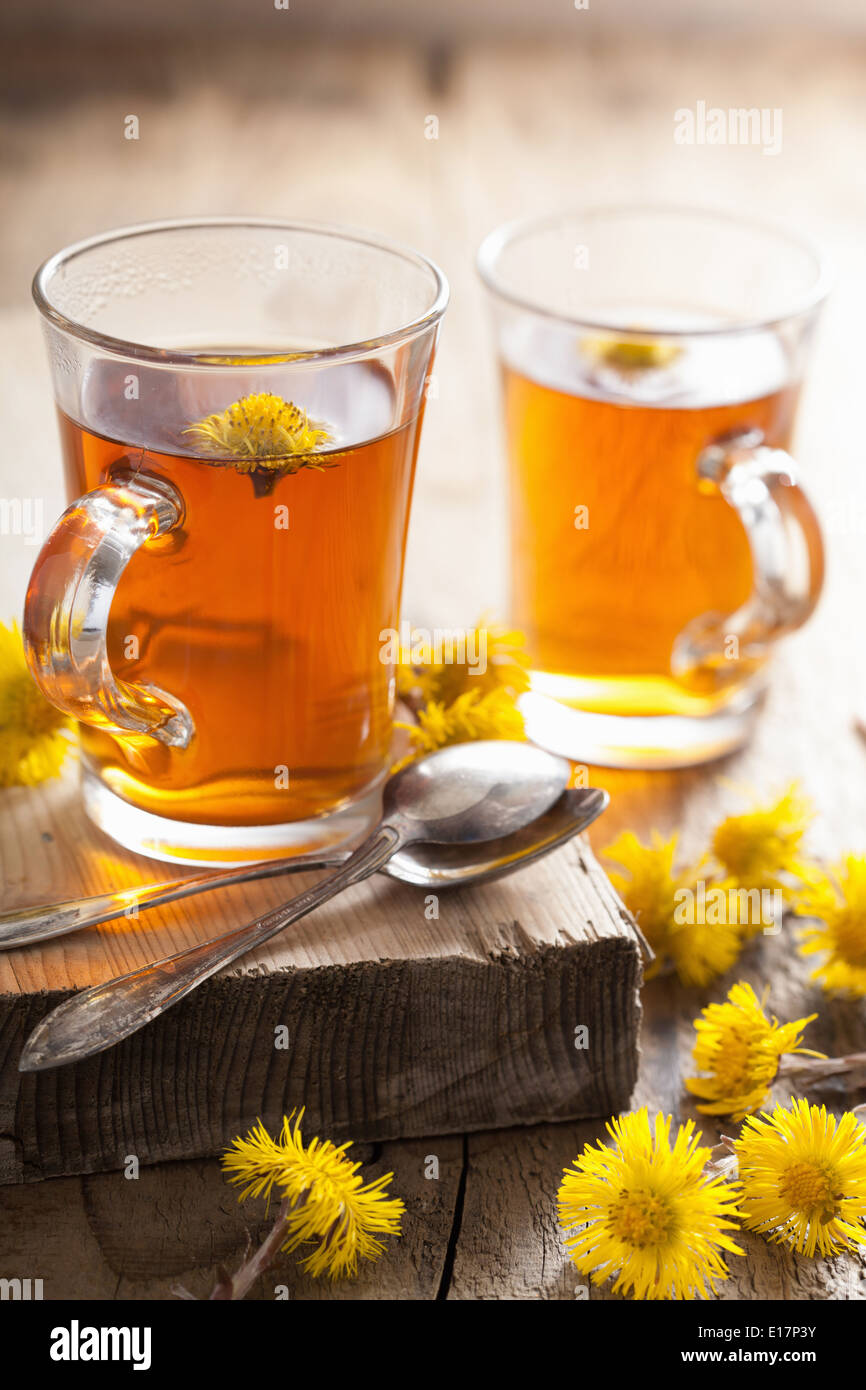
[
  {"left": 19, "top": 741, "right": 578, "bottom": 1071},
  {"left": 0, "top": 787, "right": 607, "bottom": 951}
]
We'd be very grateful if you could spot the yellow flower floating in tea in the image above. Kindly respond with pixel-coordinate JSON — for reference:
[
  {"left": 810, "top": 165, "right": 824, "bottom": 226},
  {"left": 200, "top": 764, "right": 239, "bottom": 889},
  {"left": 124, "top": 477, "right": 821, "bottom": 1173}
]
[
  {"left": 222, "top": 1110, "right": 404, "bottom": 1280},
  {"left": 603, "top": 830, "right": 742, "bottom": 987},
  {"left": 795, "top": 854, "right": 866, "bottom": 997},
  {"left": 686, "top": 981, "right": 822, "bottom": 1121},
  {"left": 0, "top": 621, "right": 73, "bottom": 788},
  {"left": 557, "top": 1108, "right": 743, "bottom": 1301},
  {"left": 734, "top": 1098, "right": 866, "bottom": 1259},
  {"left": 580, "top": 333, "right": 682, "bottom": 371},
  {"left": 185, "top": 392, "right": 337, "bottom": 494}
]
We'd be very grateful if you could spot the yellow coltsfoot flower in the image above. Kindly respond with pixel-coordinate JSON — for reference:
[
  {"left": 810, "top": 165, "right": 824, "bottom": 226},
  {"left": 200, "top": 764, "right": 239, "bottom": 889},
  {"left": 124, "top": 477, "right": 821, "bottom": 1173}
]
[
  {"left": 558, "top": 1108, "right": 743, "bottom": 1301},
  {"left": 667, "top": 913, "right": 743, "bottom": 990},
  {"left": 395, "top": 687, "right": 525, "bottom": 765},
  {"left": 603, "top": 831, "right": 687, "bottom": 974},
  {"left": 795, "top": 854, "right": 866, "bottom": 997},
  {"left": 394, "top": 618, "right": 529, "bottom": 767},
  {"left": 685, "top": 982, "right": 822, "bottom": 1121},
  {"left": 396, "top": 618, "right": 529, "bottom": 706},
  {"left": 709, "top": 785, "right": 814, "bottom": 920},
  {"left": 184, "top": 392, "right": 334, "bottom": 472},
  {"left": 735, "top": 1098, "right": 866, "bottom": 1258},
  {"left": 603, "top": 831, "right": 741, "bottom": 987},
  {"left": 580, "top": 334, "right": 682, "bottom": 371},
  {"left": 0, "top": 621, "right": 73, "bottom": 787},
  {"left": 222, "top": 1111, "right": 404, "bottom": 1280}
]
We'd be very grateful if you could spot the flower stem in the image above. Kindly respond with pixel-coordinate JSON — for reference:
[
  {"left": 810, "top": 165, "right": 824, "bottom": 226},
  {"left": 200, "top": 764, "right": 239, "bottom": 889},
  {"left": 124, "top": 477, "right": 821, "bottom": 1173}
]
[
  {"left": 705, "top": 1135, "right": 739, "bottom": 1180},
  {"left": 777, "top": 1050, "right": 866, "bottom": 1083},
  {"left": 211, "top": 1197, "right": 292, "bottom": 1301},
  {"left": 172, "top": 1196, "right": 292, "bottom": 1302}
]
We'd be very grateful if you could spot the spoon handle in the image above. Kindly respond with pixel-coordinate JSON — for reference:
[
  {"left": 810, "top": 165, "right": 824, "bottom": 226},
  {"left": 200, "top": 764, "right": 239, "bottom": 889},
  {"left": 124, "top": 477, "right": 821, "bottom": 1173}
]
[
  {"left": 0, "top": 849, "right": 350, "bottom": 950},
  {"left": 19, "top": 824, "right": 402, "bottom": 1073}
]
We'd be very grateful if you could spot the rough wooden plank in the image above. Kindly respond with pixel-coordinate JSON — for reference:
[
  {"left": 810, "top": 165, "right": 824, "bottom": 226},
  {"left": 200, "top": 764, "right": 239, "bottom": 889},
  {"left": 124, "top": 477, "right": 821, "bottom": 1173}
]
[
  {"left": 0, "top": 1137, "right": 463, "bottom": 1300},
  {"left": 0, "top": 788, "right": 642, "bottom": 1182}
]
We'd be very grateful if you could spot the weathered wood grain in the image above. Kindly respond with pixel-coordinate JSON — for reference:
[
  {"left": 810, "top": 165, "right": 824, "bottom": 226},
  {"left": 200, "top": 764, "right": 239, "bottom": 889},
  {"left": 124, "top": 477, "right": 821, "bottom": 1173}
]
[
  {"left": 0, "top": 1137, "right": 463, "bottom": 1301},
  {"left": 448, "top": 934, "right": 866, "bottom": 1302},
  {"left": 0, "top": 781, "right": 643, "bottom": 1182}
]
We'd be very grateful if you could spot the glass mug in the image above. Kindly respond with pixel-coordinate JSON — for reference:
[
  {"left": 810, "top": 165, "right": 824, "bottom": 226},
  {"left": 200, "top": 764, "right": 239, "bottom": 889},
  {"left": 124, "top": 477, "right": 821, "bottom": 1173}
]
[
  {"left": 478, "top": 207, "right": 827, "bottom": 768},
  {"left": 25, "top": 219, "right": 447, "bottom": 863}
]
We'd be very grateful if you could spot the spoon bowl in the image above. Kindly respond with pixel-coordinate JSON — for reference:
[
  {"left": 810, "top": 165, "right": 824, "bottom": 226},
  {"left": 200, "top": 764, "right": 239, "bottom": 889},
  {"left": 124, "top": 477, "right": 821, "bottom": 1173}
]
[
  {"left": 386, "top": 786, "right": 607, "bottom": 886},
  {"left": 384, "top": 740, "right": 571, "bottom": 843}
]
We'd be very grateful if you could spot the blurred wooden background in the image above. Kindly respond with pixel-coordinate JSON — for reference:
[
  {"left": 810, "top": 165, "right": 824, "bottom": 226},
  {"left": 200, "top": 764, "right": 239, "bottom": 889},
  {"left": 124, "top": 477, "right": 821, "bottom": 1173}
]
[{"left": 1, "top": 7, "right": 866, "bottom": 1300}]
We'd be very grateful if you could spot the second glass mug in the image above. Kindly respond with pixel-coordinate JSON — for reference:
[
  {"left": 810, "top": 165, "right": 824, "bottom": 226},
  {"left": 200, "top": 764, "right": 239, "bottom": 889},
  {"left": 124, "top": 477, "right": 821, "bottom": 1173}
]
[
  {"left": 478, "top": 207, "right": 827, "bottom": 768},
  {"left": 25, "top": 218, "right": 448, "bottom": 864}
]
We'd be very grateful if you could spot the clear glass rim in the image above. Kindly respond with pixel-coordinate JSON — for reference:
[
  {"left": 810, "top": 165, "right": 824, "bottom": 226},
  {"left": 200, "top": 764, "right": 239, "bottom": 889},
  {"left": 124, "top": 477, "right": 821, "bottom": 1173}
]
[
  {"left": 476, "top": 203, "right": 832, "bottom": 338},
  {"left": 33, "top": 215, "right": 450, "bottom": 366}
]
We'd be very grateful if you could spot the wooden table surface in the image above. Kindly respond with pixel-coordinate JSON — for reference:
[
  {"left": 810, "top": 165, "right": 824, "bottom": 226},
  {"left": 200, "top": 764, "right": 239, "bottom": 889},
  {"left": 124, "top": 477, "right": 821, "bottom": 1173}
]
[{"left": 1, "top": 29, "right": 866, "bottom": 1299}]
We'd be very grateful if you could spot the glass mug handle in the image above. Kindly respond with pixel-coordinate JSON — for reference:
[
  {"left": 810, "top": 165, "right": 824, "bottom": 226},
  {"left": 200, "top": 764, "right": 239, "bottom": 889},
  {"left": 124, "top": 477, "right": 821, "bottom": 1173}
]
[
  {"left": 23, "top": 466, "right": 194, "bottom": 748},
  {"left": 671, "top": 430, "right": 825, "bottom": 687}
]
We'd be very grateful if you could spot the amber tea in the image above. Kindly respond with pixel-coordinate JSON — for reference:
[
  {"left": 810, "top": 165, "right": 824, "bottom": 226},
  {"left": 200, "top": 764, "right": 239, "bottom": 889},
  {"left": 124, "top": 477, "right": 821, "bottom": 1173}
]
[
  {"left": 504, "top": 325, "right": 799, "bottom": 718},
  {"left": 41, "top": 360, "right": 420, "bottom": 832}
]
